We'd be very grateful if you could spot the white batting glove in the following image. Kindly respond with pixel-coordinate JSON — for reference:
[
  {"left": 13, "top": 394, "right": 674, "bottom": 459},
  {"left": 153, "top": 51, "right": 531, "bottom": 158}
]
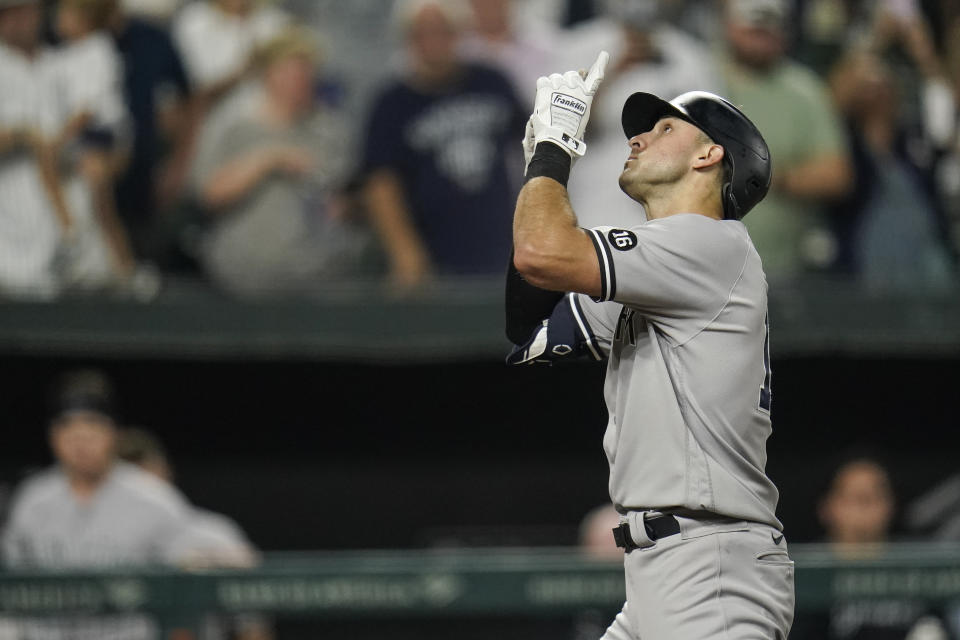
[
  {"left": 529, "top": 50, "right": 609, "bottom": 159},
  {"left": 521, "top": 117, "right": 536, "bottom": 170}
]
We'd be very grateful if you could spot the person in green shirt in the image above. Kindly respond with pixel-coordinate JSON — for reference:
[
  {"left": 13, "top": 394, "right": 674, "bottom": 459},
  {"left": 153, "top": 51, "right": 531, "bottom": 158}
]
[{"left": 719, "top": 0, "right": 853, "bottom": 279}]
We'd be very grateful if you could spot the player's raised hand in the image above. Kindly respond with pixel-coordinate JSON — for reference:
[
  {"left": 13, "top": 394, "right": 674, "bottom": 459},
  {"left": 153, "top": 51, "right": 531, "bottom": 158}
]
[
  {"left": 528, "top": 50, "right": 609, "bottom": 160},
  {"left": 521, "top": 117, "right": 536, "bottom": 171}
]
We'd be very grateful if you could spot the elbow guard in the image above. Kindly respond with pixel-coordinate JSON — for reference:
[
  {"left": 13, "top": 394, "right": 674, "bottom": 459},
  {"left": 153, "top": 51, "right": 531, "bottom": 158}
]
[{"left": 507, "top": 294, "right": 604, "bottom": 365}]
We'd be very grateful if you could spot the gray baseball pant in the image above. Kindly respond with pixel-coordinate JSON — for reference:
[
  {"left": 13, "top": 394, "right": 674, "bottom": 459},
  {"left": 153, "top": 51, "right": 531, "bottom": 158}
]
[{"left": 600, "top": 511, "right": 795, "bottom": 639}]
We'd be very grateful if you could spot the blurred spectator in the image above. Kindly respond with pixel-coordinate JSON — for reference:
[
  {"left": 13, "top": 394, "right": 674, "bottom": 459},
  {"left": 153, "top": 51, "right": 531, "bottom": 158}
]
[
  {"left": 172, "top": 0, "right": 288, "bottom": 110},
  {"left": 791, "top": 453, "right": 950, "bottom": 640},
  {"left": 51, "top": 0, "right": 143, "bottom": 291},
  {"left": 193, "top": 26, "right": 372, "bottom": 296},
  {"left": 798, "top": 0, "right": 956, "bottom": 151},
  {"left": 459, "top": 0, "right": 559, "bottom": 109},
  {"left": 577, "top": 502, "right": 622, "bottom": 561},
  {"left": 117, "top": 426, "right": 273, "bottom": 640},
  {"left": 658, "top": 0, "right": 723, "bottom": 43},
  {"left": 818, "top": 455, "right": 895, "bottom": 553},
  {"left": 509, "top": 0, "right": 579, "bottom": 30},
  {"left": 828, "top": 51, "right": 954, "bottom": 292},
  {"left": 938, "top": 17, "right": 960, "bottom": 255},
  {"left": 120, "top": 0, "right": 183, "bottom": 24},
  {"left": 0, "top": 0, "right": 70, "bottom": 299},
  {"left": 287, "top": 1, "right": 396, "bottom": 158},
  {"left": 720, "top": 0, "right": 854, "bottom": 279},
  {"left": 571, "top": 503, "right": 622, "bottom": 640},
  {"left": 799, "top": 0, "right": 952, "bottom": 79},
  {"left": 107, "top": 0, "right": 194, "bottom": 261},
  {"left": 360, "top": 0, "right": 526, "bottom": 290},
  {"left": 0, "top": 369, "right": 195, "bottom": 639},
  {"left": 797, "top": 0, "right": 877, "bottom": 75},
  {"left": 561, "top": 0, "right": 721, "bottom": 229}
]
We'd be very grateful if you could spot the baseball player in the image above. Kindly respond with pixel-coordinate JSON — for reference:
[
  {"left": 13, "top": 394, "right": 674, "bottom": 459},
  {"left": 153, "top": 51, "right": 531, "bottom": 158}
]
[
  {"left": 1, "top": 370, "right": 195, "bottom": 640},
  {"left": 507, "top": 51, "right": 794, "bottom": 638}
]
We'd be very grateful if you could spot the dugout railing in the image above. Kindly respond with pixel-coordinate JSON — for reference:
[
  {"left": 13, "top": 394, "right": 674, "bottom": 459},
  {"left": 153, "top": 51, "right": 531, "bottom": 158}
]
[{"left": 2, "top": 542, "right": 960, "bottom": 637}]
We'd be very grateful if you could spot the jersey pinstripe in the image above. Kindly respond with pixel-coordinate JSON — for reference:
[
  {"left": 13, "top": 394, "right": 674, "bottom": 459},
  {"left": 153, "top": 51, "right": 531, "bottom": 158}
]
[{"left": 0, "top": 43, "right": 63, "bottom": 297}]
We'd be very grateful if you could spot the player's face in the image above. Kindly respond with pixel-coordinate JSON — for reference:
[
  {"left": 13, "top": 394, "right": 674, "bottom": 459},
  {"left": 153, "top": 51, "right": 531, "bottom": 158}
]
[
  {"left": 49, "top": 411, "right": 117, "bottom": 480},
  {"left": 820, "top": 462, "right": 894, "bottom": 545},
  {"left": 618, "top": 117, "right": 707, "bottom": 201}
]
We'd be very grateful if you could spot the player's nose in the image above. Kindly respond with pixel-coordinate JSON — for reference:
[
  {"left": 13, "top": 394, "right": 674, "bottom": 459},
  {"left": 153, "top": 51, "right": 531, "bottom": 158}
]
[{"left": 628, "top": 133, "right": 648, "bottom": 152}]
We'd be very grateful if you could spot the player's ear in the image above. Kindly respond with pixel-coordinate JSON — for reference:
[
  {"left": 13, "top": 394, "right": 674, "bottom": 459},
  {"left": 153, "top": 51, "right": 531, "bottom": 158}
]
[{"left": 693, "top": 143, "right": 724, "bottom": 171}]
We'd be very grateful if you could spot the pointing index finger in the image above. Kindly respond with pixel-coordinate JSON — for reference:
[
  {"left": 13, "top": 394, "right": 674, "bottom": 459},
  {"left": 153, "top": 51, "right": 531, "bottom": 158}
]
[{"left": 584, "top": 50, "right": 609, "bottom": 93}]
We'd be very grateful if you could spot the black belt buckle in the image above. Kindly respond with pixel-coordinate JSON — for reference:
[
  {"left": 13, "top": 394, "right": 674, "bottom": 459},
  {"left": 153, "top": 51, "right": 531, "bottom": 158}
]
[
  {"left": 612, "top": 522, "right": 639, "bottom": 551},
  {"left": 612, "top": 515, "right": 681, "bottom": 552}
]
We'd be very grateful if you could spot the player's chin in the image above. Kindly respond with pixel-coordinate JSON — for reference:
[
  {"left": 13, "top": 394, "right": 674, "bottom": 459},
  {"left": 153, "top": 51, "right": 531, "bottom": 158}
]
[{"left": 618, "top": 172, "right": 645, "bottom": 202}]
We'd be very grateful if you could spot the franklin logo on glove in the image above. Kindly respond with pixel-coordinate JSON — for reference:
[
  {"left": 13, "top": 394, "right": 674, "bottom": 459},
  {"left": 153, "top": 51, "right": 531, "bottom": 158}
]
[
  {"left": 552, "top": 94, "right": 587, "bottom": 115},
  {"left": 522, "top": 50, "right": 610, "bottom": 161}
]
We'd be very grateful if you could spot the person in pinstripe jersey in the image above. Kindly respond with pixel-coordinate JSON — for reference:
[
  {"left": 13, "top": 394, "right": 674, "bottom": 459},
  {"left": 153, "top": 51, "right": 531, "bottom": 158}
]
[{"left": 0, "top": 0, "right": 71, "bottom": 298}]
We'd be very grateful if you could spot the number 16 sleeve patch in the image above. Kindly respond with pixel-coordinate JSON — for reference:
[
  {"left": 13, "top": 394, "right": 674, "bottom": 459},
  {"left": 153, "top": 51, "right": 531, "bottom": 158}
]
[
  {"left": 607, "top": 229, "right": 638, "bottom": 250},
  {"left": 585, "top": 228, "right": 617, "bottom": 302}
]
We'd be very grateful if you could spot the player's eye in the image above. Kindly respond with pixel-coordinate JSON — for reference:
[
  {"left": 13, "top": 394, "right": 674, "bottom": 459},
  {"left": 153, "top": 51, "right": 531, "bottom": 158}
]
[{"left": 662, "top": 123, "right": 672, "bottom": 133}]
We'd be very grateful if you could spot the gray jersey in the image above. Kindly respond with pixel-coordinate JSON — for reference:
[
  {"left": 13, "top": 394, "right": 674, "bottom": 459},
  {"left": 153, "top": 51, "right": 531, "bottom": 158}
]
[
  {"left": 577, "top": 214, "right": 779, "bottom": 528},
  {"left": 1, "top": 462, "right": 195, "bottom": 640},
  {"left": 2, "top": 462, "right": 193, "bottom": 568}
]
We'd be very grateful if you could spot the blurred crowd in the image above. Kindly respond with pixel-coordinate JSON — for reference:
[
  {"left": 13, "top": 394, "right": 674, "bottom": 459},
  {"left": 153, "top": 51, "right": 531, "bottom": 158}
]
[{"left": 0, "top": 0, "right": 958, "bottom": 301}]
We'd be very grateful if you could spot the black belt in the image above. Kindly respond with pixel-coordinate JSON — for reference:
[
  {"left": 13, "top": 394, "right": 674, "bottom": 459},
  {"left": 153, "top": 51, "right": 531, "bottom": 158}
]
[{"left": 612, "top": 515, "right": 681, "bottom": 551}]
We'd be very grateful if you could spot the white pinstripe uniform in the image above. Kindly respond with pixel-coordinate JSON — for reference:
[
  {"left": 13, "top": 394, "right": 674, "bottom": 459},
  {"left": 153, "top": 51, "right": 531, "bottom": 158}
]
[
  {"left": 49, "top": 32, "right": 131, "bottom": 288},
  {"left": 0, "top": 41, "right": 63, "bottom": 298}
]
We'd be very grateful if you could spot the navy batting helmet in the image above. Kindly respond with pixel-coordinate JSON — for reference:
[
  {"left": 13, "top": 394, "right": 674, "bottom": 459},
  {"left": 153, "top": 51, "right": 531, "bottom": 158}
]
[{"left": 621, "top": 91, "right": 771, "bottom": 220}]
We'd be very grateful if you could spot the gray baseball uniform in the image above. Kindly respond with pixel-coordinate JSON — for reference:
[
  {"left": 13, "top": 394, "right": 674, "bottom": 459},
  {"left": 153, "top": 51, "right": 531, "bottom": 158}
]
[
  {"left": 583, "top": 214, "right": 778, "bottom": 528},
  {"left": 1, "top": 462, "right": 195, "bottom": 640},
  {"left": 510, "top": 213, "right": 793, "bottom": 638}
]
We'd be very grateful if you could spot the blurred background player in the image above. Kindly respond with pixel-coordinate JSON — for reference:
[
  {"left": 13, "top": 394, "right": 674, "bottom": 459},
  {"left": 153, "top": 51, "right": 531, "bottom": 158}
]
[
  {"left": 1, "top": 369, "right": 195, "bottom": 640},
  {"left": 117, "top": 426, "right": 273, "bottom": 640},
  {"left": 117, "top": 425, "right": 259, "bottom": 568}
]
